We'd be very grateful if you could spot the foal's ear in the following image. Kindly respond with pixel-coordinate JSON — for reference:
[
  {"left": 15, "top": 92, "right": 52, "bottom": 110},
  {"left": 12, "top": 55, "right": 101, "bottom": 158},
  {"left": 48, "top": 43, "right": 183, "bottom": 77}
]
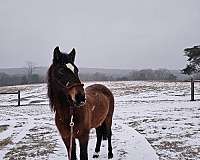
[
  {"left": 69, "top": 48, "right": 76, "bottom": 63},
  {"left": 53, "top": 46, "right": 61, "bottom": 64}
]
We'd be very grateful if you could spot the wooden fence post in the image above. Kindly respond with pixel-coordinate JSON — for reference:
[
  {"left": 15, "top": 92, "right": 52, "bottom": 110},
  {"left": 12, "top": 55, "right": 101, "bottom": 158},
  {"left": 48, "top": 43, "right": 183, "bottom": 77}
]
[
  {"left": 191, "top": 78, "right": 194, "bottom": 101},
  {"left": 18, "top": 90, "right": 20, "bottom": 106}
]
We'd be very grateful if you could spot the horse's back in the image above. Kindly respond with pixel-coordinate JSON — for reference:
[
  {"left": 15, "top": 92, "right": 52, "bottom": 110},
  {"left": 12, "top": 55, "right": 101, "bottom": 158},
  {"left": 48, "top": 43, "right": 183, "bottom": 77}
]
[
  {"left": 86, "top": 84, "right": 113, "bottom": 98},
  {"left": 86, "top": 84, "right": 114, "bottom": 107}
]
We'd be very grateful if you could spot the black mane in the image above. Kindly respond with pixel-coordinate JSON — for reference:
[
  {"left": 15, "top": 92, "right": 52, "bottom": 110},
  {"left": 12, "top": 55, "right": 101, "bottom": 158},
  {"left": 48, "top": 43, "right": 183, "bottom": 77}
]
[{"left": 47, "top": 64, "right": 55, "bottom": 112}]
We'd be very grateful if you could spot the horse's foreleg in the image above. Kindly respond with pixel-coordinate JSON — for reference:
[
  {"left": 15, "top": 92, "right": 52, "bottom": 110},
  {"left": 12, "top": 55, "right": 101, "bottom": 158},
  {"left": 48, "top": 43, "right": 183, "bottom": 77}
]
[
  {"left": 63, "top": 138, "right": 77, "bottom": 160},
  {"left": 71, "top": 139, "right": 77, "bottom": 160},
  {"left": 93, "top": 127, "right": 103, "bottom": 158},
  {"left": 79, "top": 134, "right": 89, "bottom": 160}
]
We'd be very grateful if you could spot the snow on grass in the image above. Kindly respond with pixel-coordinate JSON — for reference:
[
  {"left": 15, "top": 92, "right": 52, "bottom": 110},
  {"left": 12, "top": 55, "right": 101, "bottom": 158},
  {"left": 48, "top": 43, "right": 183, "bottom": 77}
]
[{"left": 0, "top": 81, "right": 199, "bottom": 160}]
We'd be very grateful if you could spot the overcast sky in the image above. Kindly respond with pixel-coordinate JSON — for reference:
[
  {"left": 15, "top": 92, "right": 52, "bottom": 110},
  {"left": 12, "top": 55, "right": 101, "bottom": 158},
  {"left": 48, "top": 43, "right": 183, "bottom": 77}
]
[{"left": 0, "top": 0, "right": 200, "bottom": 70}]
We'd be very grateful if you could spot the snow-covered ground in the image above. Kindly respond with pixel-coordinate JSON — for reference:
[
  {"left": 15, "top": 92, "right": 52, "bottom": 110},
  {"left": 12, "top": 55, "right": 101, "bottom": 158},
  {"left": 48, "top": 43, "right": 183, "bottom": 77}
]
[{"left": 0, "top": 81, "right": 199, "bottom": 160}]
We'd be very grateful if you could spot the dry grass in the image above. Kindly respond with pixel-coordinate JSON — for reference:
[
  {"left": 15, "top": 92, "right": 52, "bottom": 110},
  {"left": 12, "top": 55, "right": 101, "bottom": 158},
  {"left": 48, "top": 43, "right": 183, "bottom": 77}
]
[{"left": 0, "top": 137, "right": 13, "bottom": 149}]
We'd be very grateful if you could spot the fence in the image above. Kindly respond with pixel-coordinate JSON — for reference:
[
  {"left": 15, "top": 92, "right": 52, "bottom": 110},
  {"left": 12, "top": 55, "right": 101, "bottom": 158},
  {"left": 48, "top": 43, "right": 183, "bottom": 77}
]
[
  {"left": 191, "top": 79, "right": 200, "bottom": 101},
  {"left": 0, "top": 90, "right": 20, "bottom": 106}
]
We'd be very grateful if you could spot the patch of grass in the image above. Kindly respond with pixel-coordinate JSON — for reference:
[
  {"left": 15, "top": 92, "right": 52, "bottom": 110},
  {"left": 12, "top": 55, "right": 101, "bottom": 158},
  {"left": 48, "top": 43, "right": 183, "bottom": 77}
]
[
  {"left": 4, "top": 126, "right": 57, "bottom": 159},
  {"left": 154, "top": 141, "right": 186, "bottom": 152},
  {"left": 0, "top": 137, "right": 13, "bottom": 149}
]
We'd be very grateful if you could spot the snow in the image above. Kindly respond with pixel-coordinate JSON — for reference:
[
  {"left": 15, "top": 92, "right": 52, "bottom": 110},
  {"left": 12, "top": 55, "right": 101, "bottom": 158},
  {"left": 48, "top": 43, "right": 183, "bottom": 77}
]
[{"left": 0, "top": 81, "right": 199, "bottom": 160}]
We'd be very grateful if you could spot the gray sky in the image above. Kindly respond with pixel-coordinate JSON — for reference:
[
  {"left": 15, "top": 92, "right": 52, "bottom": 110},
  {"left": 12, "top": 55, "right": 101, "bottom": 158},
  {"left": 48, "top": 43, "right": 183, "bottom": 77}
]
[{"left": 0, "top": 0, "right": 200, "bottom": 70}]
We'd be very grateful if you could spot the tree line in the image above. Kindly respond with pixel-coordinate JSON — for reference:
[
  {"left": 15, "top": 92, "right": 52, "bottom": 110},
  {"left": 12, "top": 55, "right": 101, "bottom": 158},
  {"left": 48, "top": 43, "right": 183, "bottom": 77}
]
[
  {"left": 0, "top": 68, "right": 178, "bottom": 87},
  {"left": 1, "top": 43, "right": 200, "bottom": 87},
  {"left": 80, "top": 69, "right": 177, "bottom": 81},
  {"left": 0, "top": 72, "right": 45, "bottom": 87}
]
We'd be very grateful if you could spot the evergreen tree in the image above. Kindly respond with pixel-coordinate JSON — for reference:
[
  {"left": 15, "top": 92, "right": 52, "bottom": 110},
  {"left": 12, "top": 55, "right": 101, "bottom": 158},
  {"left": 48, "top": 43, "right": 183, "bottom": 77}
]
[{"left": 182, "top": 45, "right": 200, "bottom": 75}]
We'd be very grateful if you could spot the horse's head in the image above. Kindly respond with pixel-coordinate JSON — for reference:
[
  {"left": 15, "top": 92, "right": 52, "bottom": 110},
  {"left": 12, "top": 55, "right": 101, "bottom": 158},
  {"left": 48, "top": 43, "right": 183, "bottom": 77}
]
[{"left": 48, "top": 46, "right": 85, "bottom": 109}]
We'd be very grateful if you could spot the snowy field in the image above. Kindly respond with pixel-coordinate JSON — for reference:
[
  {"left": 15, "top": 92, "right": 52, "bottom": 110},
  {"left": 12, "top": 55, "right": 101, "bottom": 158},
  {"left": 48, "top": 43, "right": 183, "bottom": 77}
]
[{"left": 0, "top": 81, "right": 199, "bottom": 160}]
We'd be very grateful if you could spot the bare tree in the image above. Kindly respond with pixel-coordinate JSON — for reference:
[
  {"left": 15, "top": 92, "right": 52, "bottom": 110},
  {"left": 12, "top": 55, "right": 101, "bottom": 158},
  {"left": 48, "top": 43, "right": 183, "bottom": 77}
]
[{"left": 25, "top": 61, "right": 36, "bottom": 83}]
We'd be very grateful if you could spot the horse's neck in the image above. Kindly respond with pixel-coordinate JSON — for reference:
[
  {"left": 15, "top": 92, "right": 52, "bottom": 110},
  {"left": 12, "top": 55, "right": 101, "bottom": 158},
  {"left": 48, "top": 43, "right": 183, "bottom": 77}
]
[
  {"left": 55, "top": 105, "right": 85, "bottom": 130},
  {"left": 55, "top": 103, "right": 68, "bottom": 117},
  {"left": 54, "top": 93, "right": 72, "bottom": 120}
]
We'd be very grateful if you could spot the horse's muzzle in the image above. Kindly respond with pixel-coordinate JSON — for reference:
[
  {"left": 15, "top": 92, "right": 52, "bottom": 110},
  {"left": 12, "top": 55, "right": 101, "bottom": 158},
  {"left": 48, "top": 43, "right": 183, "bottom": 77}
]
[{"left": 75, "top": 92, "right": 86, "bottom": 107}]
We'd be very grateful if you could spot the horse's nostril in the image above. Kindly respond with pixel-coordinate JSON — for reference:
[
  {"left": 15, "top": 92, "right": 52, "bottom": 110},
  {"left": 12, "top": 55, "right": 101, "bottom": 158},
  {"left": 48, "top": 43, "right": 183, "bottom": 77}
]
[
  {"left": 75, "top": 93, "right": 86, "bottom": 107},
  {"left": 75, "top": 93, "right": 86, "bottom": 103}
]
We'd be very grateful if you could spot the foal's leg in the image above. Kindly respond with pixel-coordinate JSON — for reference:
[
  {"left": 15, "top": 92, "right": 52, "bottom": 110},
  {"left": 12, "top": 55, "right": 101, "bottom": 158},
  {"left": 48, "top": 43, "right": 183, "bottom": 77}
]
[
  {"left": 93, "top": 127, "right": 103, "bottom": 158},
  {"left": 79, "top": 134, "right": 89, "bottom": 160}
]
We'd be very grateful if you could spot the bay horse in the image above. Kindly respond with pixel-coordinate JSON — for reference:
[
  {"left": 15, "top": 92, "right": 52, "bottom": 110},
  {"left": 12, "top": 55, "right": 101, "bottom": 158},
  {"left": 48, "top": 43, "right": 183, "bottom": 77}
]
[{"left": 47, "top": 47, "right": 114, "bottom": 160}]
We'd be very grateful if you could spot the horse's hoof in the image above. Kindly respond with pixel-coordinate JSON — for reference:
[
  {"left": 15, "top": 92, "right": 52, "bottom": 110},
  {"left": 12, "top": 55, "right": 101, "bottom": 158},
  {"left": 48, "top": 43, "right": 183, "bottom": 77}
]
[
  {"left": 108, "top": 152, "right": 113, "bottom": 159},
  {"left": 93, "top": 152, "right": 99, "bottom": 158}
]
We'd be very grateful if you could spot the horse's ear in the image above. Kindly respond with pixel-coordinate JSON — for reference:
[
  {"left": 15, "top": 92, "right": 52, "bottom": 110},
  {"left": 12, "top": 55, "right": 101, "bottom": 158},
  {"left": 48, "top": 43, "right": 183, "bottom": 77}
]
[
  {"left": 69, "top": 48, "right": 76, "bottom": 63},
  {"left": 53, "top": 46, "right": 61, "bottom": 64}
]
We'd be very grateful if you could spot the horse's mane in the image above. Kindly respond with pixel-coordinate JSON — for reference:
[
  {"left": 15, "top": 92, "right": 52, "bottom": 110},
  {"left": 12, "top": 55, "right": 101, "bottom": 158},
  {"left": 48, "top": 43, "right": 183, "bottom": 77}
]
[{"left": 47, "top": 64, "right": 55, "bottom": 112}]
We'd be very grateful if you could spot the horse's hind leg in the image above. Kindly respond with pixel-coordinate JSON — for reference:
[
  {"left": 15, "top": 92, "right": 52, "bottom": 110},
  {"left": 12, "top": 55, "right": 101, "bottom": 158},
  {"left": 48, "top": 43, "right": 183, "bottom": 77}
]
[
  {"left": 107, "top": 126, "right": 113, "bottom": 159},
  {"left": 94, "top": 120, "right": 113, "bottom": 159},
  {"left": 93, "top": 126, "right": 103, "bottom": 158},
  {"left": 104, "top": 117, "right": 113, "bottom": 159}
]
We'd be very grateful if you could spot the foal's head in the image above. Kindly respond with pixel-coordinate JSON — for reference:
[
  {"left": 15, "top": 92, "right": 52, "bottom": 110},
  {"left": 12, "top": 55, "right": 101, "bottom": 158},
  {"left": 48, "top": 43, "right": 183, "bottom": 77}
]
[{"left": 48, "top": 47, "right": 85, "bottom": 110}]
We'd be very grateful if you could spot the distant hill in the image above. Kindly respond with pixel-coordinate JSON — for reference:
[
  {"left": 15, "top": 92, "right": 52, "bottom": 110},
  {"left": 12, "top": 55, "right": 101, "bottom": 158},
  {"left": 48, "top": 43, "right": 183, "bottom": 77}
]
[
  {"left": 79, "top": 68, "right": 132, "bottom": 78},
  {"left": 0, "top": 67, "right": 47, "bottom": 76}
]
